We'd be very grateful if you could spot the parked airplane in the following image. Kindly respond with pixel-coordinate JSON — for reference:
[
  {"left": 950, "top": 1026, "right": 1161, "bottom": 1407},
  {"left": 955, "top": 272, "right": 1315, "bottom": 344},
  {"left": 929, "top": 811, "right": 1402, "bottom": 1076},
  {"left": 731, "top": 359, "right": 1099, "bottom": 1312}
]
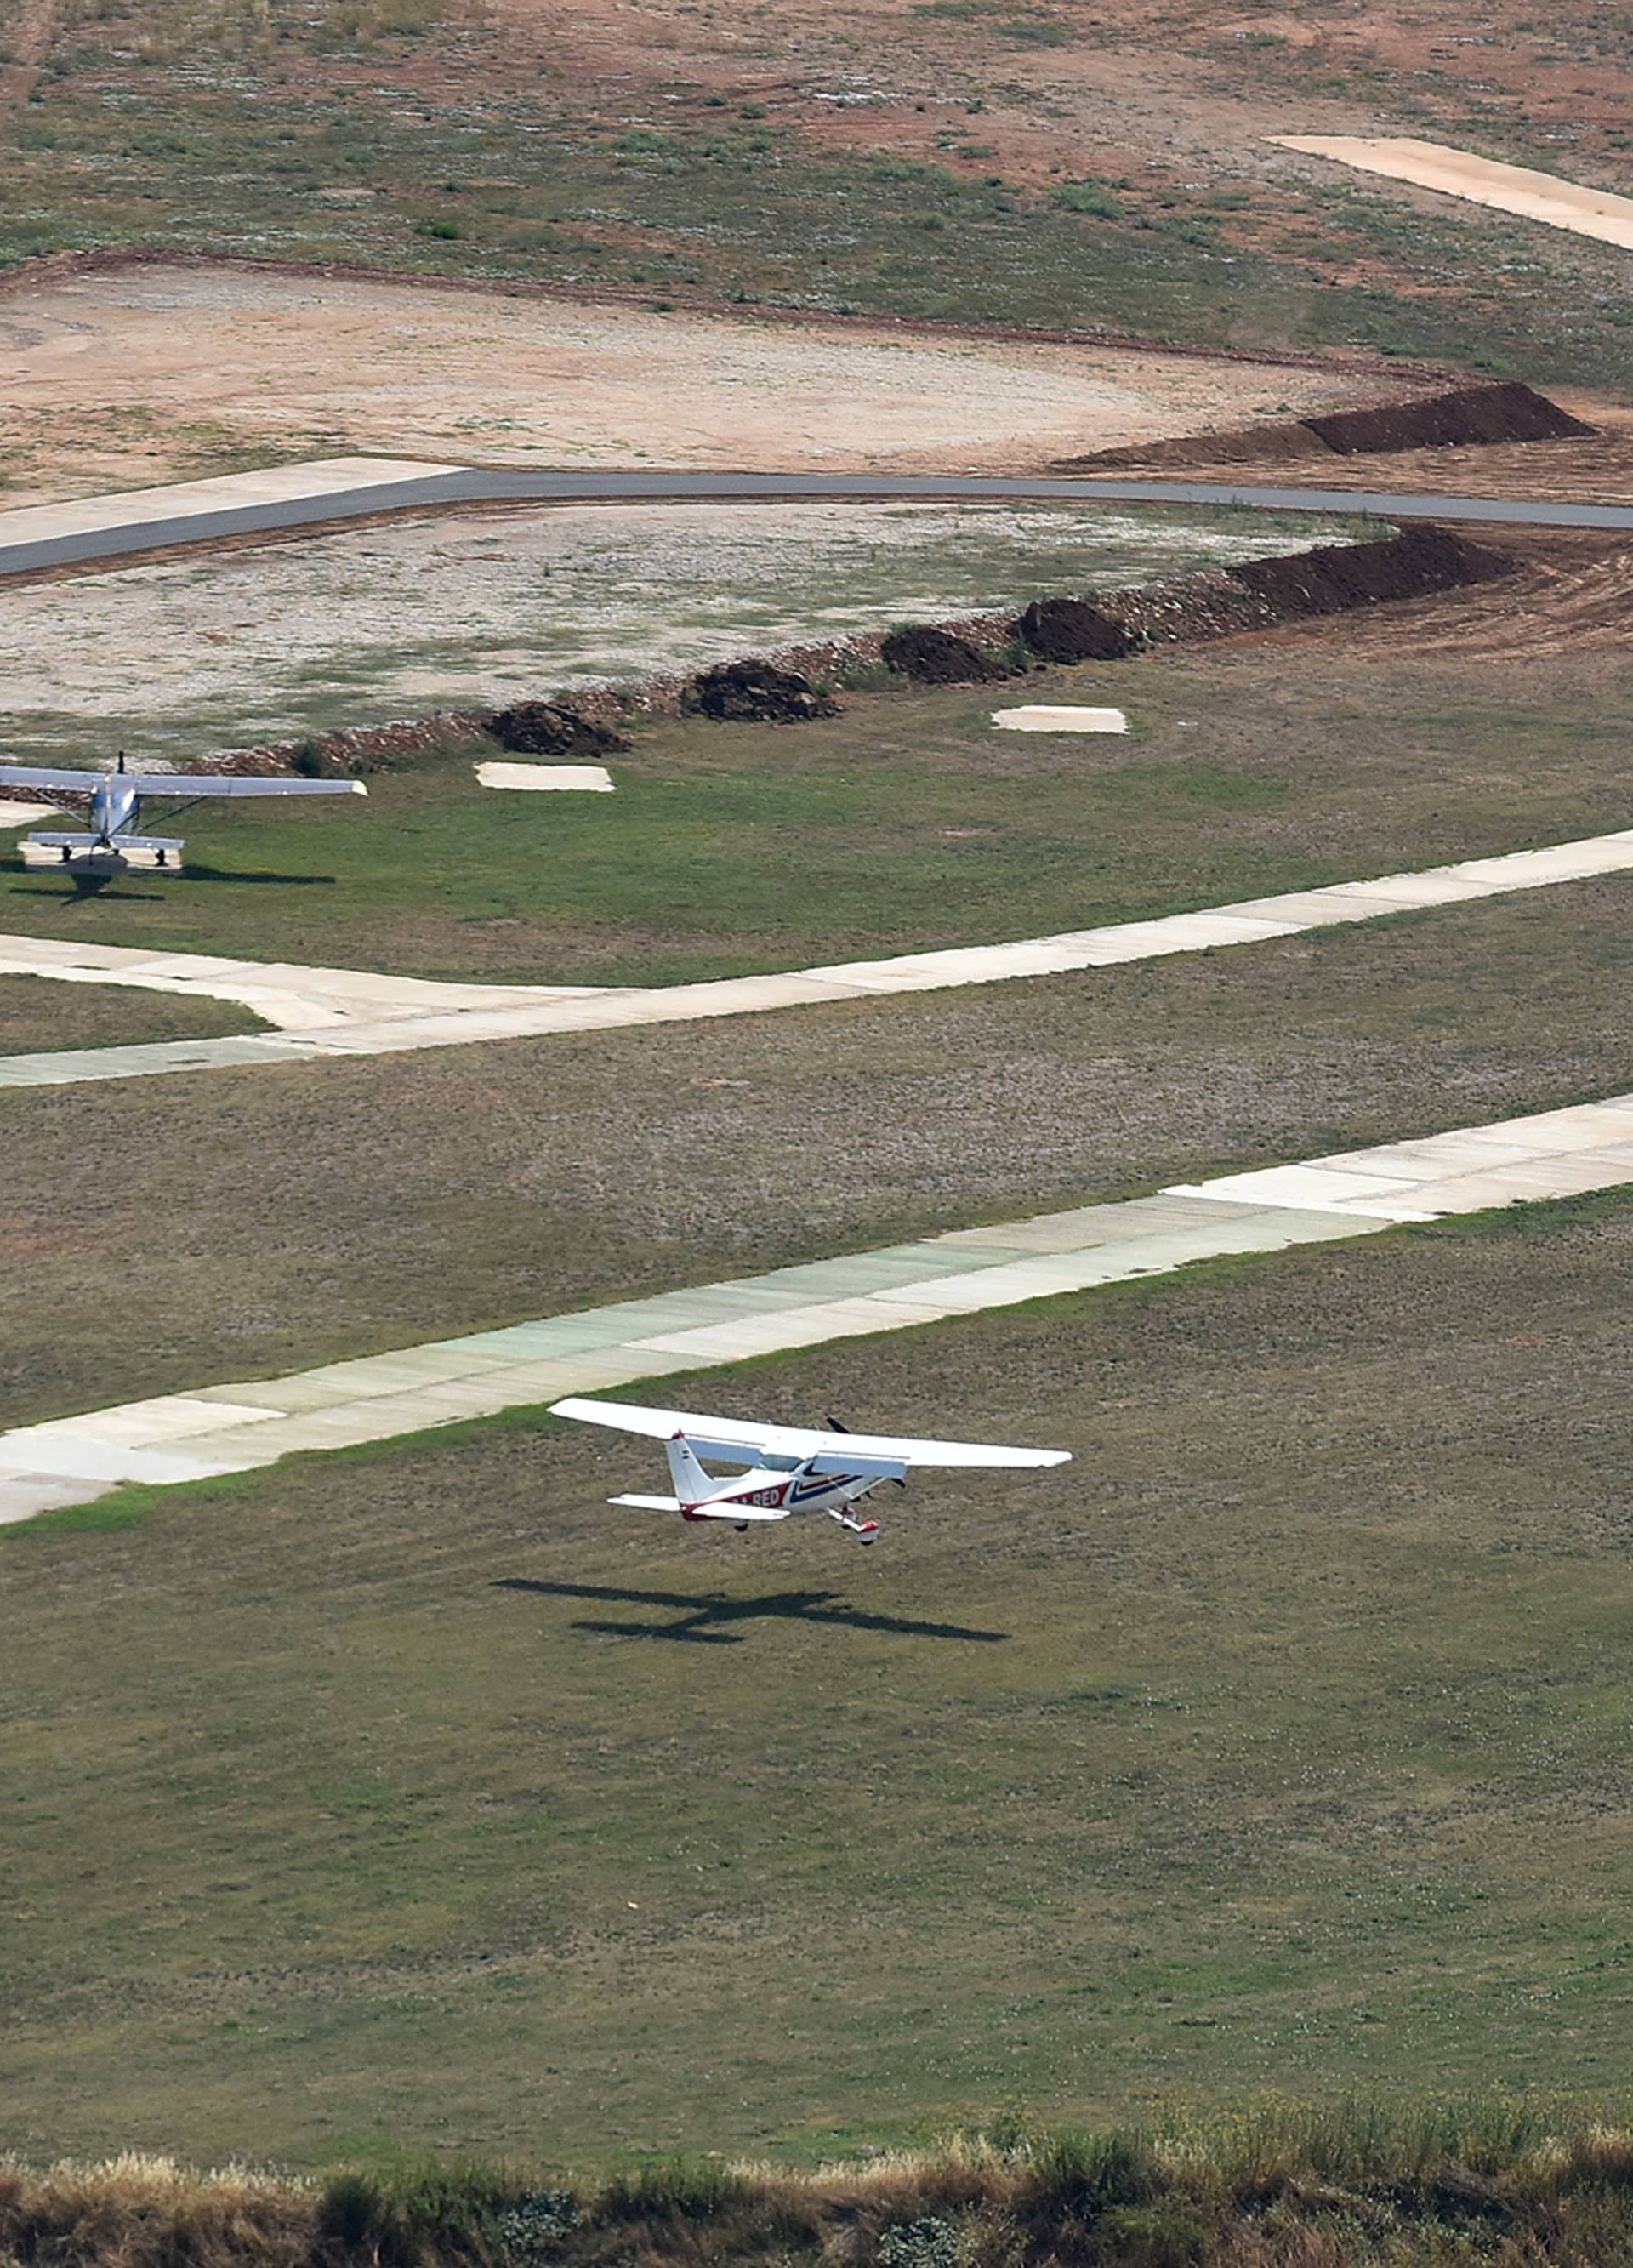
[
  {"left": 549, "top": 1396, "right": 1071, "bottom": 1544},
  {"left": 0, "top": 752, "right": 365, "bottom": 874}
]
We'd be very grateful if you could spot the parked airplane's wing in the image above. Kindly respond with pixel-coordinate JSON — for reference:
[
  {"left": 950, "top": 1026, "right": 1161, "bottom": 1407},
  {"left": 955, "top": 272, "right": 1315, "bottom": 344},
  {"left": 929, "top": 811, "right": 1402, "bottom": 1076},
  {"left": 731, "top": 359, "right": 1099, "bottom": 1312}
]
[
  {"left": 549, "top": 1397, "right": 1070, "bottom": 1469},
  {"left": 0, "top": 764, "right": 107, "bottom": 792},
  {"left": 127, "top": 774, "right": 367, "bottom": 797}
]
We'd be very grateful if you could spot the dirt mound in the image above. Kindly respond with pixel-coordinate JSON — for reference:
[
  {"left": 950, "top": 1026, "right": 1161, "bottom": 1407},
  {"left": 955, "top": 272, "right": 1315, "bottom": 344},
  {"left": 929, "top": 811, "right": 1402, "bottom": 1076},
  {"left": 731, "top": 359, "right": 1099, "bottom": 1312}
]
[
  {"left": 681, "top": 660, "right": 839, "bottom": 722},
  {"left": 1226, "top": 524, "right": 1511, "bottom": 621},
  {"left": 1054, "top": 420, "right": 1334, "bottom": 473},
  {"left": 488, "top": 700, "right": 629, "bottom": 757},
  {"left": 1055, "top": 384, "right": 1593, "bottom": 471},
  {"left": 1015, "top": 595, "right": 1137, "bottom": 663},
  {"left": 880, "top": 626, "right": 1010, "bottom": 684},
  {"left": 1304, "top": 382, "right": 1595, "bottom": 454}
]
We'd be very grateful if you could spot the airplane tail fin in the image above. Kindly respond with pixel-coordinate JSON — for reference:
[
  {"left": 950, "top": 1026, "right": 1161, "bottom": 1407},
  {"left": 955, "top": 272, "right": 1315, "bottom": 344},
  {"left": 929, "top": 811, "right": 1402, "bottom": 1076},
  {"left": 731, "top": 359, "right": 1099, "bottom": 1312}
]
[{"left": 664, "top": 1431, "right": 714, "bottom": 1511}]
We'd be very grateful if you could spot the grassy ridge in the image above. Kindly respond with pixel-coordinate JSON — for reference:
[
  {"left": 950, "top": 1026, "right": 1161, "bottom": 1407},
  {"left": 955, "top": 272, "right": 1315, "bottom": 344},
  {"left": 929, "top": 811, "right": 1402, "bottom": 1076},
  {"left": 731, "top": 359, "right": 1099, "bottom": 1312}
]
[
  {"left": 7, "top": 7, "right": 1633, "bottom": 385},
  {"left": 9, "top": 2108, "right": 1633, "bottom": 2268}
]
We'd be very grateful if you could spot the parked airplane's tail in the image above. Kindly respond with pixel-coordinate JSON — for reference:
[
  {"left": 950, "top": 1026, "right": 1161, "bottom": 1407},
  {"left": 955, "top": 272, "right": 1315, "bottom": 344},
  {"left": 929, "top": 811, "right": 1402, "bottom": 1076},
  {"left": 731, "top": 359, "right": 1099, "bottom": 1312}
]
[{"left": 664, "top": 1431, "right": 714, "bottom": 1511}]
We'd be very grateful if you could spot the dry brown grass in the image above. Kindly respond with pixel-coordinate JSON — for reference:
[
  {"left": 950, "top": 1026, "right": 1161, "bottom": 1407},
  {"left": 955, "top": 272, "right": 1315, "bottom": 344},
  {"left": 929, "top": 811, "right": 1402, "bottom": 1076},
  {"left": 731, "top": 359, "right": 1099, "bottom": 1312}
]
[{"left": 9, "top": 2112, "right": 1633, "bottom": 2268}]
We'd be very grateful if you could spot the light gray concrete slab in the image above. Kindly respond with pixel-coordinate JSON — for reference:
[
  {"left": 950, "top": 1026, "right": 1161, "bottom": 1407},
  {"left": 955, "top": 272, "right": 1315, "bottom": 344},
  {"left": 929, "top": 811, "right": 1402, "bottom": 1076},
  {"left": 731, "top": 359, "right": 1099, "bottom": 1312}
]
[
  {"left": 0, "top": 1472, "right": 112, "bottom": 1524},
  {"left": 6, "top": 825, "right": 1631, "bottom": 1091},
  {"left": 0, "top": 457, "right": 463, "bottom": 551},
  {"left": 0, "top": 1435, "right": 244, "bottom": 1484},
  {"left": 8, "top": 1090, "right": 1633, "bottom": 1523},
  {"left": 17, "top": 1394, "right": 279, "bottom": 1447}
]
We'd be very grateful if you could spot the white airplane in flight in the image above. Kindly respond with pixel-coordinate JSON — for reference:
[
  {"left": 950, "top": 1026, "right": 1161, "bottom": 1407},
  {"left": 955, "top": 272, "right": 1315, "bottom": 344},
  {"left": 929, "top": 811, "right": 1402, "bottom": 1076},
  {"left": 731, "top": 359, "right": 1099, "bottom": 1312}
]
[
  {"left": 549, "top": 1396, "right": 1071, "bottom": 1544},
  {"left": 0, "top": 751, "right": 364, "bottom": 874}
]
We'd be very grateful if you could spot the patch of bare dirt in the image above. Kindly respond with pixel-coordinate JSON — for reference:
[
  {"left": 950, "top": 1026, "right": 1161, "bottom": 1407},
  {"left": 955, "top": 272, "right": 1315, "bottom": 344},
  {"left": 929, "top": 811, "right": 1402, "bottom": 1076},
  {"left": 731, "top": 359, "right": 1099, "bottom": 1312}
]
[
  {"left": 0, "top": 259, "right": 1394, "bottom": 506},
  {"left": 0, "top": 0, "right": 55, "bottom": 120}
]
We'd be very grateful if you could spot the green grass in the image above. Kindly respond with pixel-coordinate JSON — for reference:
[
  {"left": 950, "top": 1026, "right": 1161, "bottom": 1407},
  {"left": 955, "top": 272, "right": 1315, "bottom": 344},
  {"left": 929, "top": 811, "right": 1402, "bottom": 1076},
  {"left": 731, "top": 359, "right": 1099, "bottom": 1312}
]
[
  {"left": 3, "top": 861, "right": 1630, "bottom": 1430},
  {"left": 3, "top": 1195, "right": 1631, "bottom": 2163},
  {"left": 2, "top": 633, "right": 1632, "bottom": 986},
  {"left": 0, "top": 972, "right": 265, "bottom": 1050}
]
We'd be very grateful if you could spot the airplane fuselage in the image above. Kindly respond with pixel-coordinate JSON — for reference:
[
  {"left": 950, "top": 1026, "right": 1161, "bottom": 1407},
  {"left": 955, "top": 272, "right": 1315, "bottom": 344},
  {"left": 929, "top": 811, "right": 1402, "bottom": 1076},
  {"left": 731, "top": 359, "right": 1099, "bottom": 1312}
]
[
  {"left": 88, "top": 778, "right": 140, "bottom": 844},
  {"left": 679, "top": 1460, "right": 874, "bottom": 1522}
]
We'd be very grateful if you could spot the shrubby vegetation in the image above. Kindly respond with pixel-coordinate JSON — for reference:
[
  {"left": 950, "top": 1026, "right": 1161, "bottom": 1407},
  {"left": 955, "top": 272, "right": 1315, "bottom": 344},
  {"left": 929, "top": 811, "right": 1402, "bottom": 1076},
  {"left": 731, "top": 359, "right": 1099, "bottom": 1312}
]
[{"left": 7, "top": 2106, "right": 1633, "bottom": 2268}]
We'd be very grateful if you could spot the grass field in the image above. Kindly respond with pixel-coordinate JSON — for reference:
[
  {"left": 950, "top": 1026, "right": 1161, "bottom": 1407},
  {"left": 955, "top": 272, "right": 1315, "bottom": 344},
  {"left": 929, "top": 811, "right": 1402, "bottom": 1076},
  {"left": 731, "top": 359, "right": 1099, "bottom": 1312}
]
[
  {"left": 0, "top": 972, "right": 264, "bottom": 1050},
  {"left": 6, "top": 6, "right": 1633, "bottom": 388},
  {"left": 2, "top": 631, "right": 1630, "bottom": 987},
  {"left": 3, "top": 869, "right": 1630, "bottom": 1429},
  {"left": 5, "top": 1192, "right": 1631, "bottom": 2164}
]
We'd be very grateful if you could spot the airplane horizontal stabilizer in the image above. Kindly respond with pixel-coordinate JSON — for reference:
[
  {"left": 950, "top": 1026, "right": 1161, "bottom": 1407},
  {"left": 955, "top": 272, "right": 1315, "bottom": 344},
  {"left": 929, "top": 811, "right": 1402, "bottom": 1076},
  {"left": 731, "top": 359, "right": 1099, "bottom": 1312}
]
[{"left": 610, "top": 1492, "right": 682, "bottom": 1512}]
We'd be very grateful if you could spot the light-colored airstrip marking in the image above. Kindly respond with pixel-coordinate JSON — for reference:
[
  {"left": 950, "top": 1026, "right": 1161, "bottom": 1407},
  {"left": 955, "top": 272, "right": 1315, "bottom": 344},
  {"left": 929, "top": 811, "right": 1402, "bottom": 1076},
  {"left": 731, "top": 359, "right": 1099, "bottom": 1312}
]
[
  {"left": 4, "top": 1091, "right": 1632, "bottom": 1524},
  {"left": 992, "top": 706, "right": 1128, "bottom": 734},
  {"left": 475, "top": 761, "right": 616, "bottom": 792},
  {"left": 1272, "top": 136, "right": 1633, "bottom": 254},
  {"left": 3, "top": 823, "right": 1632, "bottom": 1085}
]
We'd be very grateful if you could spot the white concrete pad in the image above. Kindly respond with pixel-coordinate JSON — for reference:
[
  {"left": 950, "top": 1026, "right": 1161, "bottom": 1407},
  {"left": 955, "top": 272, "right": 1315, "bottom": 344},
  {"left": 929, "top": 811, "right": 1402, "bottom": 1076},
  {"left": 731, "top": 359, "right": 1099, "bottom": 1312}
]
[
  {"left": 17, "top": 1395, "right": 279, "bottom": 1448},
  {"left": 9, "top": 1085, "right": 1633, "bottom": 1522},
  {"left": 992, "top": 705, "right": 1127, "bottom": 734},
  {"left": 1175, "top": 1163, "right": 1433, "bottom": 1217},
  {"left": 0, "top": 456, "right": 462, "bottom": 549},
  {"left": 0, "top": 1435, "right": 245, "bottom": 1484},
  {"left": 475, "top": 762, "right": 615, "bottom": 793},
  {"left": 0, "top": 800, "right": 57, "bottom": 828},
  {"left": 1272, "top": 136, "right": 1633, "bottom": 254},
  {"left": 3, "top": 821, "right": 1630, "bottom": 1084}
]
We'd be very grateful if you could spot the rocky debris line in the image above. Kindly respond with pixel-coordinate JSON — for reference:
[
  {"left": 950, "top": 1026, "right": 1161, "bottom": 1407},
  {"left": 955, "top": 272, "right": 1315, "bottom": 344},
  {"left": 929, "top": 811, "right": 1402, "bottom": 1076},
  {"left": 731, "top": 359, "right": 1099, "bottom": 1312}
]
[
  {"left": 1059, "top": 381, "right": 1594, "bottom": 471},
  {"left": 1103, "top": 571, "right": 1280, "bottom": 647},
  {"left": 216, "top": 529, "right": 1511, "bottom": 778},
  {"left": 488, "top": 700, "right": 629, "bottom": 756},
  {"left": 1016, "top": 595, "right": 1136, "bottom": 664},
  {"left": 879, "top": 625, "right": 1016, "bottom": 684},
  {"left": 680, "top": 660, "right": 839, "bottom": 722},
  {"left": 235, "top": 713, "right": 492, "bottom": 777},
  {"left": 1224, "top": 523, "right": 1511, "bottom": 620}
]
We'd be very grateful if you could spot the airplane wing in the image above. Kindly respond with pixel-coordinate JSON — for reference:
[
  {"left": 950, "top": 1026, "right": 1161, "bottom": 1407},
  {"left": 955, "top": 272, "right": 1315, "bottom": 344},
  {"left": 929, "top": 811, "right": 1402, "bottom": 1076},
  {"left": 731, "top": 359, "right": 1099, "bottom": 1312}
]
[
  {"left": 0, "top": 764, "right": 365, "bottom": 798},
  {"left": 125, "top": 773, "right": 367, "bottom": 798},
  {"left": 0, "top": 764, "right": 105, "bottom": 793},
  {"left": 549, "top": 1396, "right": 1070, "bottom": 1470}
]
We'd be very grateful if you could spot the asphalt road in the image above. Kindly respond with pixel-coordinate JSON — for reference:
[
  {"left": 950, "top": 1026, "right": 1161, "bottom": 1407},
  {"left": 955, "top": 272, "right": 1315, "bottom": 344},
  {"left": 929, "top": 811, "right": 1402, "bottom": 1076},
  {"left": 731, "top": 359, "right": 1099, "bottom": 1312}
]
[{"left": 3, "top": 467, "right": 1633, "bottom": 581}]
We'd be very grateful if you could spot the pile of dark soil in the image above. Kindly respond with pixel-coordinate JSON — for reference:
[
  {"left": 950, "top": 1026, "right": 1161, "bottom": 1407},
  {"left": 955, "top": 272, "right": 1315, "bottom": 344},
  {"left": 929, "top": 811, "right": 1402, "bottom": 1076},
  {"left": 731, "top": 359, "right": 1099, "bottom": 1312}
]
[
  {"left": 680, "top": 661, "right": 839, "bottom": 721},
  {"left": 1015, "top": 595, "right": 1136, "bottom": 663},
  {"left": 880, "top": 625, "right": 1010, "bottom": 683},
  {"left": 1055, "top": 420, "right": 1334, "bottom": 473},
  {"left": 1226, "top": 524, "right": 1511, "bottom": 620},
  {"left": 486, "top": 700, "right": 628, "bottom": 757},
  {"left": 1305, "top": 381, "right": 1595, "bottom": 454},
  {"left": 1057, "top": 382, "right": 1593, "bottom": 472}
]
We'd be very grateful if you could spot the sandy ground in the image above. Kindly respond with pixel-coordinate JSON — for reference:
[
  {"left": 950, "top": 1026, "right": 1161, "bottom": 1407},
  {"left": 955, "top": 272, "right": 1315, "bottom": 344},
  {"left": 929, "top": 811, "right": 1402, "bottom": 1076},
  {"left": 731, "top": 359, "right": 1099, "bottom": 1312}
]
[
  {"left": 0, "top": 498, "right": 1344, "bottom": 760},
  {"left": 0, "top": 262, "right": 1380, "bottom": 508},
  {"left": 1275, "top": 137, "right": 1633, "bottom": 252}
]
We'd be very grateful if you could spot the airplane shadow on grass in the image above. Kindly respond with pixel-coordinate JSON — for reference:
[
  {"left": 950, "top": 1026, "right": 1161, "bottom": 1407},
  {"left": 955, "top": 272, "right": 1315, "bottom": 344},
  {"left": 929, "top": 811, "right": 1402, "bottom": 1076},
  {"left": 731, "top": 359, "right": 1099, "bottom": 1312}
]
[
  {"left": 494, "top": 1578, "right": 1009, "bottom": 1646},
  {"left": 11, "top": 868, "right": 337, "bottom": 899}
]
